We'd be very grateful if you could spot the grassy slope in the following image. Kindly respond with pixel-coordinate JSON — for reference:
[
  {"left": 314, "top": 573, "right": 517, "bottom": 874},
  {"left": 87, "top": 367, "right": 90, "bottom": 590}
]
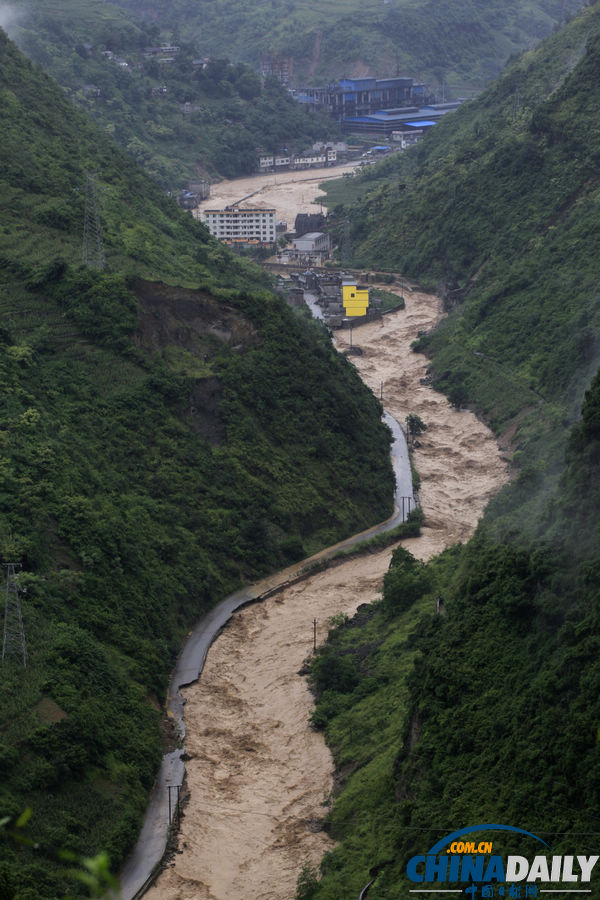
[
  {"left": 0, "top": 32, "right": 394, "bottom": 898},
  {"left": 9, "top": 0, "right": 339, "bottom": 187},
  {"left": 111, "top": 0, "right": 584, "bottom": 90},
  {"left": 297, "top": 7, "right": 600, "bottom": 899}
]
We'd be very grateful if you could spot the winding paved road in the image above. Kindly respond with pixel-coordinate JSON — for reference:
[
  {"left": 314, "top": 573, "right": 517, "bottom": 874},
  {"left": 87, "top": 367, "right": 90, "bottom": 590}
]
[{"left": 120, "top": 410, "right": 412, "bottom": 900}]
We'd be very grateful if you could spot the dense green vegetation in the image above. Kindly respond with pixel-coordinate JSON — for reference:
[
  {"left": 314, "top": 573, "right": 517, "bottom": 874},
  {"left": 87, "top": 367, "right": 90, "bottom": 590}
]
[
  {"left": 298, "top": 5, "right": 600, "bottom": 898},
  {"left": 8, "top": 0, "right": 338, "bottom": 187},
  {"left": 0, "top": 31, "right": 395, "bottom": 897},
  {"left": 323, "top": 2, "right": 600, "bottom": 455},
  {"left": 303, "top": 377, "right": 600, "bottom": 898},
  {"left": 109, "top": 0, "right": 583, "bottom": 91},
  {"left": 4, "top": 1, "right": 600, "bottom": 896}
]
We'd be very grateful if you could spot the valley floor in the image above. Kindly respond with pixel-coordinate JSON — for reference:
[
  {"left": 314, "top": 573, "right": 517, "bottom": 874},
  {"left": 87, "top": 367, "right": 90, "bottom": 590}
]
[
  {"left": 193, "top": 164, "right": 357, "bottom": 231},
  {"left": 145, "top": 286, "right": 508, "bottom": 900}
]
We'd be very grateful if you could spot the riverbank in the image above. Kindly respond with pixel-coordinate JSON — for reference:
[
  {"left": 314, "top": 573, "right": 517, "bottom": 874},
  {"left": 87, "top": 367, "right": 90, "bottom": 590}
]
[
  {"left": 121, "top": 410, "right": 412, "bottom": 899},
  {"left": 335, "top": 286, "right": 509, "bottom": 557},
  {"left": 144, "top": 286, "right": 509, "bottom": 900}
]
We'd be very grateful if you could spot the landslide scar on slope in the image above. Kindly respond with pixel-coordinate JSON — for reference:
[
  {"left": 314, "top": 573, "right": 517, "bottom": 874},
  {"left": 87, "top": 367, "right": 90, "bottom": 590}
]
[{"left": 132, "top": 279, "right": 261, "bottom": 444}]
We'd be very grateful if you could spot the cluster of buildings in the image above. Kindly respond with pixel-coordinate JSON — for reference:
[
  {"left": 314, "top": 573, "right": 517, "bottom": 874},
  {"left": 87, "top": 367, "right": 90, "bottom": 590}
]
[
  {"left": 199, "top": 204, "right": 337, "bottom": 263},
  {"left": 341, "top": 100, "right": 462, "bottom": 137},
  {"left": 279, "top": 271, "right": 379, "bottom": 326},
  {"left": 199, "top": 205, "right": 333, "bottom": 260},
  {"left": 292, "top": 76, "right": 431, "bottom": 118},
  {"left": 97, "top": 43, "right": 207, "bottom": 79},
  {"left": 97, "top": 43, "right": 182, "bottom": 73},
  {"left": 291, "top": 76, "right": 462, "bottom": 139},
  {"left": 257, "top": 146, "right": 339, "bottom": 172},
  {"left": 197, "top": 73, "right": 462, "bottom": 254},
  {"left": 100, "top": 49, "right": 130, "bottom": 68}
]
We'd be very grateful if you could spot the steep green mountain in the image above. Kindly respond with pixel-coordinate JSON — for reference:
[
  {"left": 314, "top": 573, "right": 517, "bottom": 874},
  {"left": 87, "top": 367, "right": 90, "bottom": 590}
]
[
  {"left": 109, "top": 0, "right": 584, "bottom": 92},
  {"left": 324, "top": 1, "right": 600, "bottom": 471},
  {"left": 303, "top": 377, "right": 600, "bottom": 897},
  {"left": 297, "top": 5, "right": 600, "bottom": 898},
  {"left": 8, "top": 0, "right": 338, "bottom": 187},
  {"left": 0, "top": 31, "right": 394, "bottom": 897}
]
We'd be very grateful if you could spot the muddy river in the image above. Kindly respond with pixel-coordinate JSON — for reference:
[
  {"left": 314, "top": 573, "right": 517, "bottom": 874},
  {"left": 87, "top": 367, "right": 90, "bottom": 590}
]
[{"left": 145, "top": 178, "right": 509, "bottom": 900}]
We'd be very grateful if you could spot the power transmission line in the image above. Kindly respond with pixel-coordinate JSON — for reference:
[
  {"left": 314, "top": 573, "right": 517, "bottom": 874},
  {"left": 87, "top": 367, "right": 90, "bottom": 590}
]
[{"left": 2, "top": 563, "right": 27, "bottom": 668}]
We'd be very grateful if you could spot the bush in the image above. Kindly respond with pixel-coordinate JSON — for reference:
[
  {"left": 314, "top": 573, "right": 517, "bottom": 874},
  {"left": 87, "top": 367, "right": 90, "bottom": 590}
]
[
  {"left": 296, "top": 862, "right": 319, "bottom": 899},
  {"left": 311, "top": 654, "right": 359, "bottom": 696},
  {"left": 382, "top": 546, "right": 432, "bottom": 617}
]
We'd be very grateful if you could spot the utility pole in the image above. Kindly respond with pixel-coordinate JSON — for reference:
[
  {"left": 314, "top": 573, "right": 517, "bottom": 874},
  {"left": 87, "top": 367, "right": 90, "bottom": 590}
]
[
  {"left": 313, "top": 618, "right": 317, "bottom": 652},
  {"left": 2, "top": 563, "right": 27, "bottom": 668},
  {"left": 83, "top": 173, "right": 106, "bottom": 270},
  {"left": 167, "top": 784, "right": 181, "bottom": 826}
]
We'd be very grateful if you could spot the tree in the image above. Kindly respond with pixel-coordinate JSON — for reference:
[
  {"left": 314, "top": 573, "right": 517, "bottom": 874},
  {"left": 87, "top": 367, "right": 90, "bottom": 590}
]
[
  {"left": 382, "top": 546, "right": 432, "bottom": 616},
  {"left": 406, "top": 414, "right": 427, "bottom": 436}
]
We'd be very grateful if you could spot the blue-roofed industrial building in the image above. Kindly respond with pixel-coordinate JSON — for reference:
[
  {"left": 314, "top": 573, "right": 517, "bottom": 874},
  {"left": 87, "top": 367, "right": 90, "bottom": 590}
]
[
  {"left": 341, "top": 102, "right": 462, "bottom": 136},
  {"left": 291, "top": 75, "right": 462, "bottom": 138},
  {"left": 292, "top": 76, "right": 434, "bottom": 120}
]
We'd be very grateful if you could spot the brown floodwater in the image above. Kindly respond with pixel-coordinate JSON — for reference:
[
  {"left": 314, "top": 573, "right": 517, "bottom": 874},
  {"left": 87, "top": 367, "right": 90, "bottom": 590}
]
[
  {"left": 147, "top": 171, "right": 509, "bottom": 899},
  {"left": 193, "top": 164, "right": 357, "bottom": 232}
]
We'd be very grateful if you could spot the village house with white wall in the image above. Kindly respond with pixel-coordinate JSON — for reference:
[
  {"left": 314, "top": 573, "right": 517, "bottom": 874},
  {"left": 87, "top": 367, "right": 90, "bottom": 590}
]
[{"left": 257, "top": 145, "right": 340, "bottom": 173}]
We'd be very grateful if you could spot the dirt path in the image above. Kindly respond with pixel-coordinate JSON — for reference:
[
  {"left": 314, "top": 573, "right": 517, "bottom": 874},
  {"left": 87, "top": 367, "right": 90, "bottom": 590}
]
[{"left": 145, "top": 285, "right": 509, "bottom": 900}]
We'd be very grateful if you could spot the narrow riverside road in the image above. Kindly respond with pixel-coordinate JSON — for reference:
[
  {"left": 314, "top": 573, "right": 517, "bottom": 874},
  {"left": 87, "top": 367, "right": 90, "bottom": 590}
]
[
  {"left": 120, "top": 410, "right": 412, "bottom": 900},
  {"left": 137, "top": 288, "right": 509, "bottom": 900}
]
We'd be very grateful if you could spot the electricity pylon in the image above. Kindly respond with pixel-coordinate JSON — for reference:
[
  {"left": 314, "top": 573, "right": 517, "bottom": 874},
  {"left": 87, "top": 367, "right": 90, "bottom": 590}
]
[
  {"left": 2, "top": 563, "right": 27, "bottom": 668},
  {"left": 83, "top": 173, "right": 106, "bottom": 270}
]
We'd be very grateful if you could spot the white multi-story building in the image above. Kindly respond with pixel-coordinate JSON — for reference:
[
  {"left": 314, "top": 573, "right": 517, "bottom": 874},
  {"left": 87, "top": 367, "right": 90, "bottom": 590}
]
[
  {"left": 257, "top": 148, "right": 336, "bottom": 172},
  {"left": 202, "top": 204, "right": 277, "bottom": 246}
]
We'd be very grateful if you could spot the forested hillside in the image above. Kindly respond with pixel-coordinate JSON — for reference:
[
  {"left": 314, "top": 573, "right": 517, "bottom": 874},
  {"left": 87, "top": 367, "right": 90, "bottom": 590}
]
[
  {"left": 0, "top": 31, "right": 394, "bottom": 897},
  {"left": 325, "top": 1, "right": 600, "bottom": 475},
  {"left": 8, "top": 0, "right": 337, "bottom": 186},
  {"left": 300, "top": 5, "right": 600, "bottom": 898},
  {"left": 303, "top": 375, "right": 600, "bottom": 897},
  {"left": 110, "top": 0, "right": 584, "bottom": 91}
]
